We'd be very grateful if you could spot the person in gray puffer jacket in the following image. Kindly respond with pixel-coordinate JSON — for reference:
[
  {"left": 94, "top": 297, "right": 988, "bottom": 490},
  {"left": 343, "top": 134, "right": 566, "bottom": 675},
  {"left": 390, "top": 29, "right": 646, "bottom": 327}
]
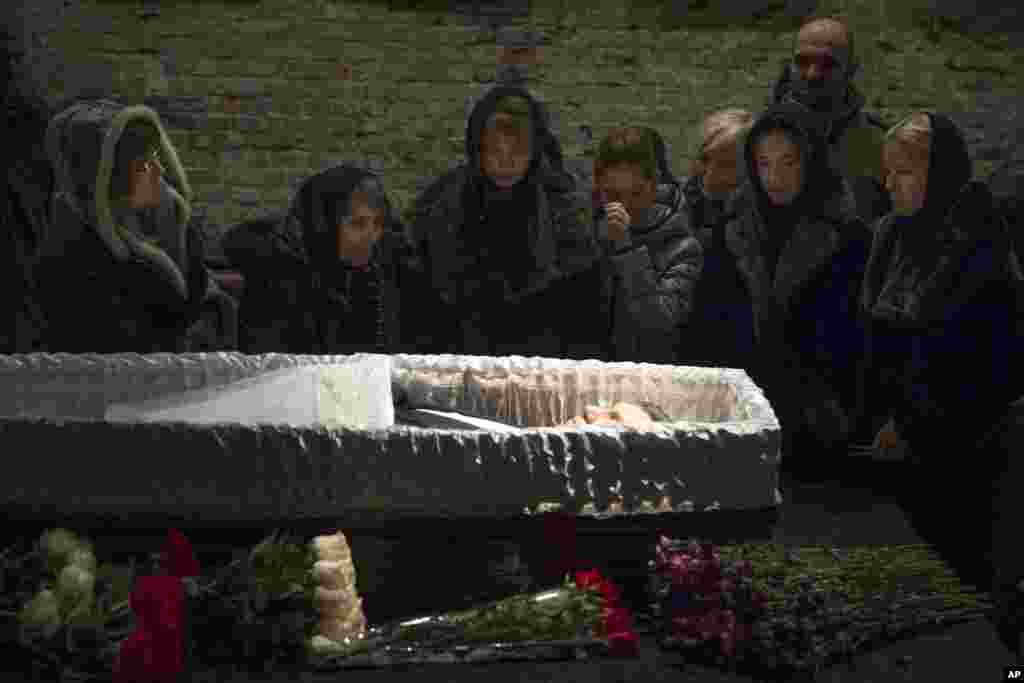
[
  {"left": 591, "top": 126, "right": 703, "bottom": 364},
  {"left": 35, "top": 99, "right": 236, "bottom": 353}
]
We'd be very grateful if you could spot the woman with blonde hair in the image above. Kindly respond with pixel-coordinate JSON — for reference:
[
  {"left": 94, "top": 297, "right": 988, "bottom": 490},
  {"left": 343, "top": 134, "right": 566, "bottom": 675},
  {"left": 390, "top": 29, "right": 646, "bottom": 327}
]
[
  {"left": 680, "top": 108, "right": 757, "bottom": 369},
  {"left": 860, "top": 111, "right": 1022, "bottom": 598}
]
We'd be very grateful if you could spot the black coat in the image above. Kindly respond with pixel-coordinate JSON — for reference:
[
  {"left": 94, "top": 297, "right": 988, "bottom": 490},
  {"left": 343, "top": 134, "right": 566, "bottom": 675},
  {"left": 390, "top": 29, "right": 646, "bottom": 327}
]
[
  {"left": 728, "top": 103, "right": 873, "bottom": 449},
  {"left": 678, "top": 176, "right": 756, "bottom": 371},
  {"left": 36, "top": 99, "right": 214, "bottom": 354},
  {"left": 409, "top": 84, "right": 606, "bottom": 361},
  {"left": 223, "top": 165, "right": 432, "bottom": 356}
]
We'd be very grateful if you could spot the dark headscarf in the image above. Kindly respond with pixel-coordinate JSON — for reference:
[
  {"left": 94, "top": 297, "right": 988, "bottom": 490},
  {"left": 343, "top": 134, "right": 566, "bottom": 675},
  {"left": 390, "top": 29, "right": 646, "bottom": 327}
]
[
  {"left": 743, "top": 102, "right": 845, "bottom": 278},
  {"left": 286, "top": 163, "right": 399, "bottom": 351},
  {"left": 861, "top": 112, "right": 1012, "bottom": 326},
  {"left": 289, "top": 163, "right": 397, "bottom": 279},
  {"left": 460, "top": 84, "right": 563, "bottom": 290}
]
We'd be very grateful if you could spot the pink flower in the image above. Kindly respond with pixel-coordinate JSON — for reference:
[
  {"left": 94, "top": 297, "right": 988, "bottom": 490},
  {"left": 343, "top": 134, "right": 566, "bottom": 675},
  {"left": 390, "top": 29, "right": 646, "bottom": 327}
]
[
  {"left": 735, "top": 560, "right": 754, "bottom": 578},
  {"left": 720, "top": 629, "right": 736, "bottom": 657}
]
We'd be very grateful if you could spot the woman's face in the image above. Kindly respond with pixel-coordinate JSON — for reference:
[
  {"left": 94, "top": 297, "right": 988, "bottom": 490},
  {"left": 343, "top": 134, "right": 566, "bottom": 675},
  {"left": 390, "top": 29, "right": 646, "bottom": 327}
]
[
  {"left": 700, "top": 137, "right": 741, "bottom": 200},
  {"left": 883, "top": 141, "right": 928, "bottom": 216},
  {"left": 337, "top": 192, "right": 385, "bottom": 268},
  {"left": 752, "top": 129, "right": 803, "bottom": 207},
  {"left": 127, "top": 149, "right": 164, "bottom": 210},
  {"left": 481, "top": 112, "right": 532, "bottom": 189}
]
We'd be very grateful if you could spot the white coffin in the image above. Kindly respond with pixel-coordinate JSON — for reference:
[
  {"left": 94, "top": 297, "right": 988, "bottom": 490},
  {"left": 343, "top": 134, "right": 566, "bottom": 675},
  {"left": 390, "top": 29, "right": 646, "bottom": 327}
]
[
  {"left": 0, "top": 353, "right": 781, "bottom": 522},
  {"left": 104, "top": 357, "right": 394, "bottom": 431}
]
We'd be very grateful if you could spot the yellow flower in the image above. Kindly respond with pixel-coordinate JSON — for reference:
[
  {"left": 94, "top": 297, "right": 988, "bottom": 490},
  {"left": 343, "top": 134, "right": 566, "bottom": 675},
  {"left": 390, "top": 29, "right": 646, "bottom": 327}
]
[
  {"left": 40, "top": 528, "right": 82, "bottom": 572},
  {"left": 57, "top": 564, "right": 95, "bottom": 607},
  {"left": 18, "top": 589, "right": 62, "bottom": 628},
  {"left": 67, "top": 548, "right": 97, "bottom": 574}
]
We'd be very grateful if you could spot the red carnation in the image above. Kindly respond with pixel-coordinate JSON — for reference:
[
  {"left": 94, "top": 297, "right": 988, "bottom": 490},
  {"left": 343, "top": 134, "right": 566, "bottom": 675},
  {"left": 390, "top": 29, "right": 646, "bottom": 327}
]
[
  {"left": 604, "top": 606, "right": 639, "bottom": 658},
  {"left": 608, "top": 628, "right": 640, "bottom": 657},
  {"left": 114, "top": 575, "right": 185, "bottom": 683},
  {"left": 164, "top": 529, "right": 200, "bottom": 579},
  {"left": 598, "top": 577, "right": 621, "bottom": 607},
  {"left": 574, "top": 569, "right": 603, "bottom": 593}
]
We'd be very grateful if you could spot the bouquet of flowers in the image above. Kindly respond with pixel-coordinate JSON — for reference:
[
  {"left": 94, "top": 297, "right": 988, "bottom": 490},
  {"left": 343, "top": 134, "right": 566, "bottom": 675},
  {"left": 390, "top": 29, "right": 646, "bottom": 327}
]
[
  {"left": 650, "top": 536, "right": 768, "bottom": 665},
  {"left": 4, "top": 528, "right": 135, "bottom": 681}
]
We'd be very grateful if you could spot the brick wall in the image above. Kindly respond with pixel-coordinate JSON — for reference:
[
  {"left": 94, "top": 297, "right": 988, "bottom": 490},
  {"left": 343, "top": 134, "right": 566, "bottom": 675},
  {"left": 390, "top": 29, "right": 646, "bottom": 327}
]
[{"left": 9, "top": 0, "right": 1022, "bottom": 258}]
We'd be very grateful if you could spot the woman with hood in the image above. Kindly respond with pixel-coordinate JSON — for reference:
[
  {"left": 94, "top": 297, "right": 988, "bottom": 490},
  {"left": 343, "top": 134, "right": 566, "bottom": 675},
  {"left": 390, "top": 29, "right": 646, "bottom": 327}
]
[
  {"left": 223, "top": 163, "right": 424, "bottom": 355},
  {"left": 35, "top": 99, "right": 233, "bottom": 353},
  {"left": 679, "top": 109, "right": 757, "bottom": 370},
  {"left": 592, "top": 126, "right": 703, "bottom": 364},
  {"left": 725, "top": 101, "right": 873, "bottom": 482},
  {"left": 861, "top": 112, "right": 1023, "bottom": 596},
  {"left": 409, "top": 85, "right": 607, "bottom": 360}
]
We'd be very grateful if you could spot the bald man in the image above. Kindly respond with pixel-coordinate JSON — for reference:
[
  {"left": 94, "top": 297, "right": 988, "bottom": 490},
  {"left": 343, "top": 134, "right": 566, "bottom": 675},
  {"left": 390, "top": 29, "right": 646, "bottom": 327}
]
[{"left": 771, "top": 16, "right": 891, "bottom": 224}]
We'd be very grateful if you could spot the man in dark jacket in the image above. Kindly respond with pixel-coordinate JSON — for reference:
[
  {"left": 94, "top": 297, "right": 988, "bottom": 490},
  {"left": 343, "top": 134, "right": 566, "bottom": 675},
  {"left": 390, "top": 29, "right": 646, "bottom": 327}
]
[
  {"left": 35, "top": 99, "right": 231, "bottom": 354},
  {"left": 770, "top": 15, "right": 891, "bottom": 224},
  {"left": 727, "top": 102, "right": 873, "bottom": 482},
  {"left": 409, "top": 85, "right": 607, "bottom": 360},
  {"left": 592, "top": 126, "right": 703, "bottom": 364},
  {"left": 223, "top": 163, "right": 429, "bottom": 355}
]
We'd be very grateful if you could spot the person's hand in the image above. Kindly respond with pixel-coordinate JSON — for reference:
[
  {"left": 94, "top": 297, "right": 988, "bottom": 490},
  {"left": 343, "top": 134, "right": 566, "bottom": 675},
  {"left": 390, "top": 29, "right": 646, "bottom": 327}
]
[
  {"left": 872, "top": 418, "right": 905, "bottom": 459},
  {"left": 604, "top": 202, "right": 631, "bottom": 243}
]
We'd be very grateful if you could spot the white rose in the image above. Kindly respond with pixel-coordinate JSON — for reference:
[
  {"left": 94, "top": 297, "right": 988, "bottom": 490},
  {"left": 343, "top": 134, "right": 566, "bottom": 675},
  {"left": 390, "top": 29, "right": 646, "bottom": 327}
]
[
  {"left": 40, "top": 528, "right": 81, "bottom": 569},
  {"left": 56, "top": 564, "right": 95, "bottom": 606},
  {"left": 18, "top": 589, "right": 62, "bottom": 628},
  {"left": 67, "top": 548, "right": 97, "bottom": 574}
]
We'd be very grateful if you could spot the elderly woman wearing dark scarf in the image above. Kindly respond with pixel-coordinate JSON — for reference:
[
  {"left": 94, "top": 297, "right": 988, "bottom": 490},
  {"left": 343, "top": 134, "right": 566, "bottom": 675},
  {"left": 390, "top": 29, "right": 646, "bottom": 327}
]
[{"left": 860, "top": 111, "right": 1023, "bottom": 595}]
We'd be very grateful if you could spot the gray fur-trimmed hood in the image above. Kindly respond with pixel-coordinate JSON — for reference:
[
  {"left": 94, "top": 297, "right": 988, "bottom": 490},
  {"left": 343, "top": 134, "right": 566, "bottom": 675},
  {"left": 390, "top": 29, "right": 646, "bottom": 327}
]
[{"left": 45, "top": 99, "right": 193, "bottom": 298}]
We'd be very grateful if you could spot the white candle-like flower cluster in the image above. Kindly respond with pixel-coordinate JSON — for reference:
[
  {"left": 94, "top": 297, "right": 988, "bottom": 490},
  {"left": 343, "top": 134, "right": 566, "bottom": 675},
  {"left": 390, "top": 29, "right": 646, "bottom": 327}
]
[
  {"left": 310, "top": 531, "right": 366, "bottom": 647},
  {"left": 19, "top": 528, "right": 98, "bottom": 629}
]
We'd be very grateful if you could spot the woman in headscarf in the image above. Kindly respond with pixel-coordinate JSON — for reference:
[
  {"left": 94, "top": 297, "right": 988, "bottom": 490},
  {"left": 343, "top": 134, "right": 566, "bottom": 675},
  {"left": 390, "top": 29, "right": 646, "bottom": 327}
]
[
  {"left": 35, "top": 99, "right": 228, "bottom": 353},
  {"left": 725, "top": 101, "right": 873, "bottom": 482},
  {"left": 409, "top": 85, "right": 606, "bottom": 360},
  {"left": 861, "top": 112, "right": 1023, "bottom": 593},
  {"left": 223, "top": 163, "right": 426, "bottom": 355}
]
